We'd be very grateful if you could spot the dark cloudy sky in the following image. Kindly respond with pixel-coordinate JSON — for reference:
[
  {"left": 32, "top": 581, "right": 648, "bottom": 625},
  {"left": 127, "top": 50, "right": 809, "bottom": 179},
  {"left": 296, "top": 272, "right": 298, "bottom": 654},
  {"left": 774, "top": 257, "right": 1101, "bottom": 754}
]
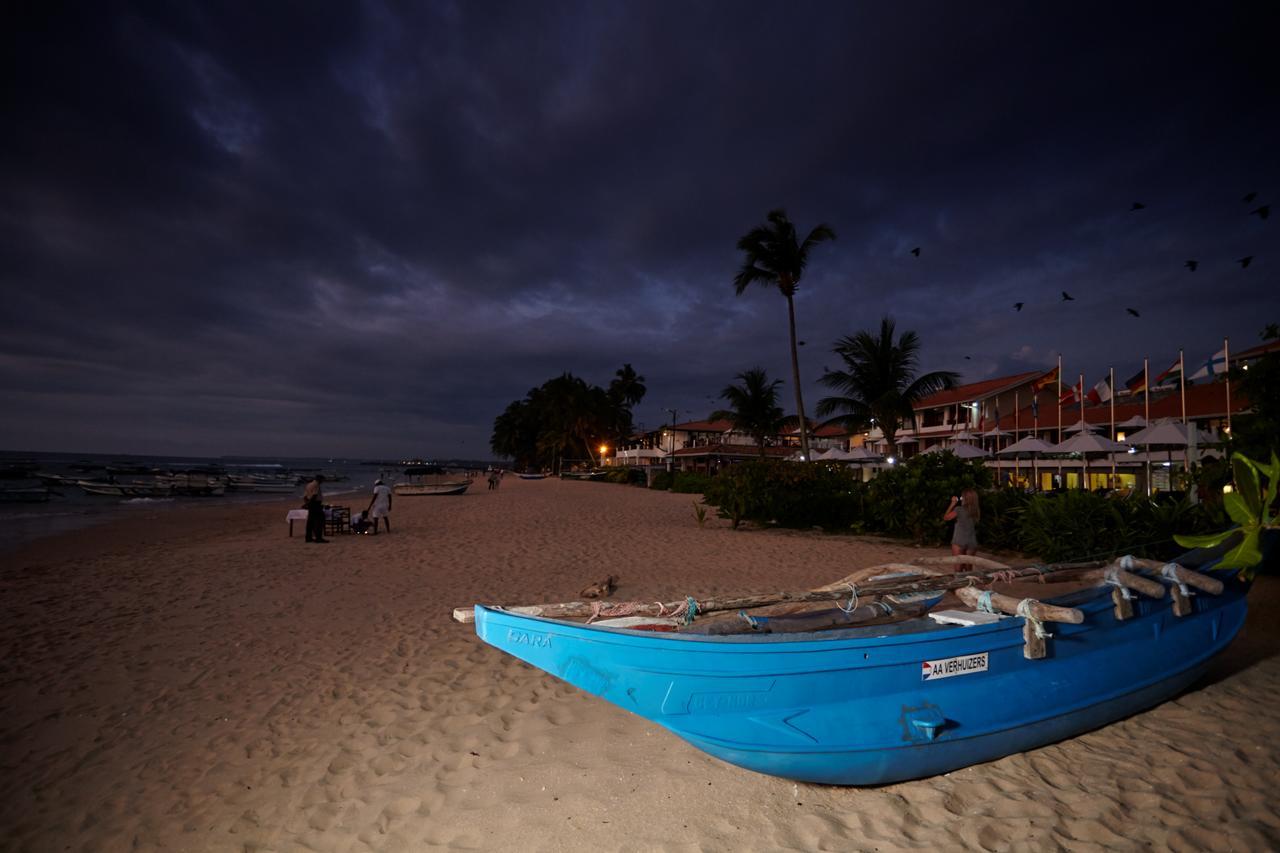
[{"left": 3, "top": 2, "right": 1276, "bottom": 459}]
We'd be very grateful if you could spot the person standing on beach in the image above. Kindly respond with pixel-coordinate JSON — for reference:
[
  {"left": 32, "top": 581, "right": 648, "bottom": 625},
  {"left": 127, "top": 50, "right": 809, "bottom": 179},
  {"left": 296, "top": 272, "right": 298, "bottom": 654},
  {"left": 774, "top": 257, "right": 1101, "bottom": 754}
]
[
  {"left": 943, "top": 489, "right": 980, "bottom": 566},
  {"left": 367, "top": 478, "right": 392, "bottom": 534},
  {"left": 303, "top": 474, "right": 328, "bottom": 543}
]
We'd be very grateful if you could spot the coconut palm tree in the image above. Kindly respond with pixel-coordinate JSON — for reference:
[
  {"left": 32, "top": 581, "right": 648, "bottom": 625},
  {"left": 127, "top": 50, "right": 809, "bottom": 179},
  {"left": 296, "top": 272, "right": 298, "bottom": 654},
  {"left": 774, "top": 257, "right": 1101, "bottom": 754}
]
[
  {"left": 608, "top": 363, "right": 647, "bottom": 409},
  {"left": 734, "top": 209, "right": 835, "bottom": 462},
  {"left": 815, "top": 317, "right": 959, "bottom": 459},
  {"left": 711, "top": 368, "right": 787, "bottom": 458}
]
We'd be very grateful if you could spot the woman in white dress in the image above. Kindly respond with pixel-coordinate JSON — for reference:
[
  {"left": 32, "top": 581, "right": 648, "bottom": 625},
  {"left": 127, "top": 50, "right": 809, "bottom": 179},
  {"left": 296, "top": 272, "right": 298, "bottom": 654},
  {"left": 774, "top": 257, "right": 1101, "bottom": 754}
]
[{"left": 367, "top": 479, "right": 393, "bottom": 534}]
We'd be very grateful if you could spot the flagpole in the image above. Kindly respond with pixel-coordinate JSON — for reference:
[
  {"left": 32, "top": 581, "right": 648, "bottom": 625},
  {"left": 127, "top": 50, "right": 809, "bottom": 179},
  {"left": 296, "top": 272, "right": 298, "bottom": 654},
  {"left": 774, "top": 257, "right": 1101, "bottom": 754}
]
[
  {"left": 1224, "top": 336, "right": 1232, "bottom": 435},
  {"left": 1057, "top": 354, "right": 1063, "bottom": 488},
  {"left": 1180, "top": 349, "right": 1189, "bottom": 485},
  {"left": 1079, "top": 372, "right": 1086, "bottom": 490},
  {"left": 1014, "top": 390, "right": 1020, "bottom": 487},
  {"left": 1143, "top": 356, "right": 1150, "bottom": 497},
  {"left": 1109, "top": 366, "right": 1116, "bottom": 488}
]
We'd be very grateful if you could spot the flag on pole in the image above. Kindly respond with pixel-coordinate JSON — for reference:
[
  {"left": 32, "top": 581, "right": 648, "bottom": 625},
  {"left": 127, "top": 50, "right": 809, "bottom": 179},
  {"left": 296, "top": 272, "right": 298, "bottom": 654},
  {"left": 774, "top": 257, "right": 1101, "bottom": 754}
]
[
  {"left": 1123, "top": 368, "right": 1146, "bottom": 394},
  {"left": 993, "top": 400, "right": 1000, "bottom": 429},
  {"left": 1059, "top": 378, "right": 1083, "bottom": 404},
  {"left": 1030, "top": 367, "right": 1059, "bottom": 392},
  {"left": 1152, "top": 357, "right": 1181, "bottom": 387},
  {"left": 1031, "top": 395, "right": 1039, "bottom": 419},
  {"left": 1188, "top": 346, "right": 1228, "bottom": 380},
  {"left": 1086, "top": 376, "right": 1112, "bottom": 405}
]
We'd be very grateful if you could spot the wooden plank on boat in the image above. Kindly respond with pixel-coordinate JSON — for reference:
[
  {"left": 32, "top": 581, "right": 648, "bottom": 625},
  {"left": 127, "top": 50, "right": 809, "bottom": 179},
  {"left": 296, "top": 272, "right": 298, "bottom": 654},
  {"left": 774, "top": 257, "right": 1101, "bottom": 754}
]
[
  {"left": 1170, "top": 584, "right": 1193, "bottom": 617},
  {"left": 1102, "top": 568, "right": 1166, "bottom": 599},
  {"left": 1112, "top": 587, "right": 1134, "bottom": 621},
  {"left": 954, "top": 587, "right": 1084, "bottom": 624},
  {"left": 1118, "top": 557, "right": 1225, "bottom": 594},
  {"left": 929, "top": 610, "right": 1005, "bottom": 626},
  {"left": 452, "top": 560, "right": 1113, "bottom": 624}
]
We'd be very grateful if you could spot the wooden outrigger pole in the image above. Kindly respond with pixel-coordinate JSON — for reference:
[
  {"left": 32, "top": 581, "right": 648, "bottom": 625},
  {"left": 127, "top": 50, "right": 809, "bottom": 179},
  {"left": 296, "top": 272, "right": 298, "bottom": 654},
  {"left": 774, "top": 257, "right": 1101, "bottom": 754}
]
[{"left": 453, "top": 555, "right": 1222, "bottom": 626}]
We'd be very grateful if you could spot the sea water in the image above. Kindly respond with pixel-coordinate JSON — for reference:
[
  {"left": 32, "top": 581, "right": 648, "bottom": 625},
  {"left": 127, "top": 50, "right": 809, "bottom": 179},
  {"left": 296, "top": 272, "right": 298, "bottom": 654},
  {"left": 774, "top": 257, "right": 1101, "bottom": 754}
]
[{"left": 0, "top": 451, "right": 493, "bottom": 554}]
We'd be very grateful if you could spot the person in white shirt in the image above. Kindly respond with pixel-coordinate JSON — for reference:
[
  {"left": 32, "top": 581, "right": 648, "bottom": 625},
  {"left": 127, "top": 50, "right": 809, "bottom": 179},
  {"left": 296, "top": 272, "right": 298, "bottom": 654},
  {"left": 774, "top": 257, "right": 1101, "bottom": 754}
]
[{"left": 367, "top": 479, "right": 393, "bottom": 534}]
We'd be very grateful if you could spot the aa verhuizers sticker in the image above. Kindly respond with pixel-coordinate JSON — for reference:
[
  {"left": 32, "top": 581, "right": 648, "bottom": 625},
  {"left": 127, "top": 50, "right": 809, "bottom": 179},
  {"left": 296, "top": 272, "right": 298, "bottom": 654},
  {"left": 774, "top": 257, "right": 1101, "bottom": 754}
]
[{"left": 921, "top": 652, "right": 988, "bottom": 681}]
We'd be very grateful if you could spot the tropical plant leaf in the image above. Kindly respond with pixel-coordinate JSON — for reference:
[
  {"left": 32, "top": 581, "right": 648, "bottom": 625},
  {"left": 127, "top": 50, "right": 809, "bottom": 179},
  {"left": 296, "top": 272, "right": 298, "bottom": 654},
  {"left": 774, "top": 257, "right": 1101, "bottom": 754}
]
[
  {"left": 1174, "top": 530, "right": 1236, "bottom": 549},
  {"left": 1233, "top": 456, "right": 1261, "bottom": 519},
  {"left": 1222, "top": 491, "right": 1253, "bottom": 527},
  {"left": 1217, "top": 529, "right": 1263, "bottom": 570}
]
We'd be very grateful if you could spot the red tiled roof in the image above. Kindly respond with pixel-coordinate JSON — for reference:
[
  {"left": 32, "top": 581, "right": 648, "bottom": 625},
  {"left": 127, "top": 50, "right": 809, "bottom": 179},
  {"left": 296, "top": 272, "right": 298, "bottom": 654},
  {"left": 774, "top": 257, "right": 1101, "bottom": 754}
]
[
  {"left": 674, "top": 419, "right": 733, "bottom": 432},
  {"left": 914, "top": 369, "right": 1049, "bottom": 410},
  {"left": 1234, "top": 339, "right": 1280, "bottom": 361},
  {"left": 672, "top": 443, "right": 792, "bottom": 458}
]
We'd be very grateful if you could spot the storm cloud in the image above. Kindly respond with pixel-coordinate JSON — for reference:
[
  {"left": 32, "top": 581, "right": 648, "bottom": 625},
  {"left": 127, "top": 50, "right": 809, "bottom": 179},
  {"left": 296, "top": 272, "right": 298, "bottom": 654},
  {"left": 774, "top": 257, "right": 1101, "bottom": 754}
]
[{"left": 2, "top": 1, "right": 1276, "bottom": 457}]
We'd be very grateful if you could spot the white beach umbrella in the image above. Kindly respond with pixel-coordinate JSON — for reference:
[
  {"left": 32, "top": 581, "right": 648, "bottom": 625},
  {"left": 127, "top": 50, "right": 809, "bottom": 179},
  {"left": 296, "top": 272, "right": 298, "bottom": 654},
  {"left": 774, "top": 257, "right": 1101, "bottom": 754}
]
[
  {"left": 1048, "top": 431, "right": 1128, "bottom": 489},
  {"left": 924, "top": 443, "right": 990, "bottom": 459},
  {"left": 950, "top": 429, "right": 978, "bottom": 442},
  {"left": 997, "top": 436, "right": 1057, "bottom": 456},
  {"left": 982, "top": 428, "right": 1012, "bottom": 438},
  {"left": 997, "top": 436, "right": 1057, "bottom": 491},
  {"left": 1063, "top": 419, "right": 1100, "bottom": 433},
  {"left": 1049, "top": 432, "right": 1128, "bottom": 454},
  {"left": 1125, "top": 419, "right": 1195, "bottom": 448},
  {"left": 1117, "top": 415, "right": 1148, "bottom": 429}
]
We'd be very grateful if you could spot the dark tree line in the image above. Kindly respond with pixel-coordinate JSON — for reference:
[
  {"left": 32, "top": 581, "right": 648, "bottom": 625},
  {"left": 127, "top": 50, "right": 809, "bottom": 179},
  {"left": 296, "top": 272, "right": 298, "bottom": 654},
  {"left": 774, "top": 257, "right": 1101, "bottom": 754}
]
[{"left": 490, "top": 365, "right": 646, "bottom": 470}]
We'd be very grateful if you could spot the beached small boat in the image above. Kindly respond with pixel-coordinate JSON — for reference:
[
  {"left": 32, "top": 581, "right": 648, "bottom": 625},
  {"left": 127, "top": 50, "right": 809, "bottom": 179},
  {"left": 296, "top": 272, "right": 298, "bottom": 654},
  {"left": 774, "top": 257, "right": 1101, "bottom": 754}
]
[
  {"left": 516, "top": 472, "right": 547, "bottom": 480},
  {"left": 559, "top": 470, "right": 606, "bottom": 481},
  {"left": 460, "top": 545, "right": 1253, "bottom": 786},
  {"left": 78, "top": 480, "right": 174, "bottom": 498},
  {"left": 393, "top": 465, "right": 471, "bottom": 496},
  {"left": 0, "top": 485, "right": 52, "bottom": 503}
]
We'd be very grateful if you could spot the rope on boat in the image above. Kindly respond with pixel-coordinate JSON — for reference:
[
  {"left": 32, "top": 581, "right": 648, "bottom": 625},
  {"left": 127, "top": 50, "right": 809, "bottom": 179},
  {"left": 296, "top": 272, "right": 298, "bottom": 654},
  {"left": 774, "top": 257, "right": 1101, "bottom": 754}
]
[
  {"left": 1016, "top": 598, "right": 1053, "bottom": 639},
  {"left": 1161, "top": 562, "right": 1194, "bottom": 599},
  {"left": 838, "top": 583, "right": 860, "bottom": 614},
  {"left": 586, "top": 600, "right": 643, "bottom": 623},
  {"left": 1103, "top": 568, "right": 1134, "bottom": 601}
]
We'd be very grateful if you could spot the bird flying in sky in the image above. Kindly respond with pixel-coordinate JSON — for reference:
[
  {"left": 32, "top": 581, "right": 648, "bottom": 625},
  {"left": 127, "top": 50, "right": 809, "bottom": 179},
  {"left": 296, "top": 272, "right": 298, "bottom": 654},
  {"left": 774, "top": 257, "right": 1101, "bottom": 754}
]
[
  {"left": 1014, "top": 302, "right": 1024, "bottom": 311},
  {"left": 1243, "top": 191, "right": 1258, "bottom": 203},
  {"left": 1126, "top": 308, "right": 1140, "bottom": 317},
  {"left": 1239, "top": 256, "right": 1254, "bottom": 268},
  {"left": 1130, "top": 202, "right": 1145, "bottom": 211},
  {"left": 910, "top": 247, "right": 920, "bottom": 256},
  {"left": 1061, "top": 291, "right": 1075, "bottom": 301},
  {"left": 1185, "top": 260, "right": 1198, "bottom": 272},
  {"left": 1251, "top": 205, "right": 1270, "bottom": 220}
]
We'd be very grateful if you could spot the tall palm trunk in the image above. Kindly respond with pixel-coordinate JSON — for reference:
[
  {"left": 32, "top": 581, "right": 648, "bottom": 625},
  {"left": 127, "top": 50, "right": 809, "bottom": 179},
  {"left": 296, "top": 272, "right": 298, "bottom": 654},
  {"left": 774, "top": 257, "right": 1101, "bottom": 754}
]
[{"left": 786, "top": 294, "right": 811, "bottom": 461}]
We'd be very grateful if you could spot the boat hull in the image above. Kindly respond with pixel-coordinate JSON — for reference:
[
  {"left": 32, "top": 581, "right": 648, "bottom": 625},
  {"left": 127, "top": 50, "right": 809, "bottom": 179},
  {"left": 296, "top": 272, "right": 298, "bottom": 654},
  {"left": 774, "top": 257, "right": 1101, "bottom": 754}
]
[
  {"left": 474, "top": 570, "right": 1247, "bottom": 785},
  {"left": 393, "top": 482, "right": 470, "bottom": 496}
]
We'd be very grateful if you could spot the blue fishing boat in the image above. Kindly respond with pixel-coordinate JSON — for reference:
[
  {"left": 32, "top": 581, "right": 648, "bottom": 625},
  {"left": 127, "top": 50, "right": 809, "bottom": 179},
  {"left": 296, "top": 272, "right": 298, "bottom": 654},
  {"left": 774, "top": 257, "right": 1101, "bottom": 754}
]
[{"left": 467, "top": 546, "right": 1250, "bottom": 785}]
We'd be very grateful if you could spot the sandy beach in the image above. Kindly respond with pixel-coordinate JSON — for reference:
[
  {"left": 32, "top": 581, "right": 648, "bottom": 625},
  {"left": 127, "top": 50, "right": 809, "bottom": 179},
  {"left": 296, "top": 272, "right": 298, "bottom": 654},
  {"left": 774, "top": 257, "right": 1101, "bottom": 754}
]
[{"left": 2, "top": 476, "right": 1278, "bottom": 852}]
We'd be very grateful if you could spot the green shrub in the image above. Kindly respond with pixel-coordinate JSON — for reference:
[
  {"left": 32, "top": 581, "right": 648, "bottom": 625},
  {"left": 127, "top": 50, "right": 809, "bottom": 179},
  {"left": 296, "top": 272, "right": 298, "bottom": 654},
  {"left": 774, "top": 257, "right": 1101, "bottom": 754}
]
[
  {"left": 649, "top": 471, "right": 674, "bottom": 491},
  {"left": 866, "top": 452, "right": 992, "bottom": 544},
  {"left": 604, "top": 467, "right": 646, "bottom": 485},
  {"left": 1014, "top": 491, "right": 1222, "bottom": 564},
  {"left": 700, "top": 460, "right": 865, "bottom": 530},
  {"left": 672, "top": 472, "right": 714, "bottom": 494},
  {"left": 977, "top": 488, "right": 1032, "bottom": 552}
]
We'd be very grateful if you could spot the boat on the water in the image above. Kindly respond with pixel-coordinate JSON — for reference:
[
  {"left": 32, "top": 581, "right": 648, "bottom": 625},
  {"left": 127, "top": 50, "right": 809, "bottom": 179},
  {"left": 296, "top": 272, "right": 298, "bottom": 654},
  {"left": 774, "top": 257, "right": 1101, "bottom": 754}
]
[
  {"left": 0, "top": 485, "right": 51, "bottom": 503},
  {"left": 77, "top": 479, "right": 174, "bottom": 498},
  {"left": 393, "top": 465, "right": 471, "bottom": 496},
  {"left": 461, "top": 543, "right": 1254, "bottom": 786}
]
